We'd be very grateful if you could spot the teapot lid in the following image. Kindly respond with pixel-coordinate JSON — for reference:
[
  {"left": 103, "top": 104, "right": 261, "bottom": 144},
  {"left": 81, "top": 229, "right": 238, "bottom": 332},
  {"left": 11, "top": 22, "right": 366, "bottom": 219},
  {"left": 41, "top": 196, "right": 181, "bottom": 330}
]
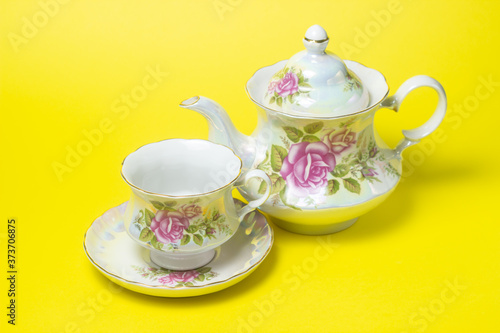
[{"left": 264, "top": 25, "right": 369, "bottom": 116}]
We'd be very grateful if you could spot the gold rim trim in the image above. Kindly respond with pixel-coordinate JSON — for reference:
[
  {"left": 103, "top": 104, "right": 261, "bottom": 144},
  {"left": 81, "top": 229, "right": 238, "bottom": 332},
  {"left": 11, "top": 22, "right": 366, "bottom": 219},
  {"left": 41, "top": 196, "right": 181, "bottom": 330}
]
[
  {"left": 179, "top": 96, "right": 200, "bottom": 106},
  {"left": 304, "top": 37, "right": 329, "bottom": 43},
  {"left": 245, "top": 60, "right": 390, "bottom": 120},
  {"left": 121, "top": 138, "right": 243, "bottom": 199},
  {"left": 83, "top": 202, "right": 274, "bottom": 291}
]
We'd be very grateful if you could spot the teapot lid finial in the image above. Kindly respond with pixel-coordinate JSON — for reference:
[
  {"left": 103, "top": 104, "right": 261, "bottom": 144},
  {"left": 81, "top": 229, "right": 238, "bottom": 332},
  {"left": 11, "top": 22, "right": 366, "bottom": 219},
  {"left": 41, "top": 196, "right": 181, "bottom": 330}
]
[
  {"left": 263, "top": 25, "right": 369, "bottom": 116},
  {"left": 303, "top": 25, "right": 329, "bottom": 54},
  {"left": 305, "top": 24, "right": 328, "bottom": 41}
]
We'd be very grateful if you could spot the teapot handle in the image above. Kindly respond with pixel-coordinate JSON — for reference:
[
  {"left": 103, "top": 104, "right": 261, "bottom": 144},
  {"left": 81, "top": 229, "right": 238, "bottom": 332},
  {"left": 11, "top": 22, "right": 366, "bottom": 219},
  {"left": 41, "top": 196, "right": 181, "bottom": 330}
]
[
  {"left": 381, "top": 75, "right": 447, "bottom": 156},
  {"left": 235, "top": 170, "right": 271, "bottom": 222}
]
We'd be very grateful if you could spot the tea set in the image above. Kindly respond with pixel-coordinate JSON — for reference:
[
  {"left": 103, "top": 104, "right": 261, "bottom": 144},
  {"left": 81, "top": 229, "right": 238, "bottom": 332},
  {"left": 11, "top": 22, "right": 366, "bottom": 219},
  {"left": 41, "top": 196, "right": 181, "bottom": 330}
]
[{"left": 84, "top": 25, "right": 447, "bottom": 297}]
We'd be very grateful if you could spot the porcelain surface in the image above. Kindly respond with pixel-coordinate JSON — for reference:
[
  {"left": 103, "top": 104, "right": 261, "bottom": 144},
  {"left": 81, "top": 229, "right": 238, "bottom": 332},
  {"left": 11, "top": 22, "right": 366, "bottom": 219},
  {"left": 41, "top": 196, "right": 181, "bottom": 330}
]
[
  {"left": 264, "top": 25, "right": 369, "bottom": 116},
  {"left": 121, "top": 139, "right": 271, "bottom": 269},
  {"left": 180, "top": 25, "right": 447, "bottom": 235},
  {"left": 84, "top": 200, "right": 273, "bottom": 297}
]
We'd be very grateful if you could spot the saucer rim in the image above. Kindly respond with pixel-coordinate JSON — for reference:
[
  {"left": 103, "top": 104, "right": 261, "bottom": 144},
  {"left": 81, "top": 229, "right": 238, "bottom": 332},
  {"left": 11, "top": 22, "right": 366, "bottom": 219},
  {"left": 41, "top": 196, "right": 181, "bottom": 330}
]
[{"left": 83, "top": 200, "right": 274, "bottom": 291}]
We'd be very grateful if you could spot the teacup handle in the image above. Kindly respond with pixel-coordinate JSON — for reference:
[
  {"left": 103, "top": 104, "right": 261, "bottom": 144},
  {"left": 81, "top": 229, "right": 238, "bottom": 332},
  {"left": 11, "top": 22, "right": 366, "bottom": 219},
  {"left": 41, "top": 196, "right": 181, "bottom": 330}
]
[
  {"left": 235, "top": 170, "right": 272, "bottom": 222},
  {"left": 381, "top": 75, "right": 447, "bottom": 156}
]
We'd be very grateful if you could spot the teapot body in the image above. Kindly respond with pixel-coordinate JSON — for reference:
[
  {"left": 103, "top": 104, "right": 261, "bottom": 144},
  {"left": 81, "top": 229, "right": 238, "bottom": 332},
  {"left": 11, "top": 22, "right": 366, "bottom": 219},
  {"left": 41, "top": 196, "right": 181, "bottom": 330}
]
[
  {"left": 238, "top": 105, "right": 401, "bottom": 234},
  {"left": 181, "top": 61, "right": 447, "bottom": 235}
]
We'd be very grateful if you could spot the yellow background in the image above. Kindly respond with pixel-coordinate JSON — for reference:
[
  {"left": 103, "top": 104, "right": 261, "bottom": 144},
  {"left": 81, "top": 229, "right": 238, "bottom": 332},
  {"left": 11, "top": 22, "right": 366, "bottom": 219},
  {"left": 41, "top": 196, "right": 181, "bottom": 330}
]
[{"left": 1, "top": 0, "right": 499, "bottom": 332}]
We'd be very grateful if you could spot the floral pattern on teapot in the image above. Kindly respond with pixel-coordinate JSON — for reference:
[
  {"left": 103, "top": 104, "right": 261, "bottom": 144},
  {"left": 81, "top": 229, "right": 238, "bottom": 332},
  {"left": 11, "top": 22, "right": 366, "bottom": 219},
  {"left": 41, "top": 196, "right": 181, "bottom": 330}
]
[
  {"left": 132, "top": 199, "right": 232, "bottom": 251},
  {"left": 255, "top": 120, "right": 400, "bottom": 210},
  {"left": 265, "top": 66, "right": 312, "bottom": 107},
  {"left": 265, "top": 66, "right": 363, "bottom": 108}
]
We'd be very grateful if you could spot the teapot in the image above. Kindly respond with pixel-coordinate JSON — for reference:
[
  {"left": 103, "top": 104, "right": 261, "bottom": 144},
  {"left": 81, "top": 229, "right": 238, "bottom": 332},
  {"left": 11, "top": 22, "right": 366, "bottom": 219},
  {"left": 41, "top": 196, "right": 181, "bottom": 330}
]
[{"left": 180, "top": 25, "right": 446, "bottom": 235}]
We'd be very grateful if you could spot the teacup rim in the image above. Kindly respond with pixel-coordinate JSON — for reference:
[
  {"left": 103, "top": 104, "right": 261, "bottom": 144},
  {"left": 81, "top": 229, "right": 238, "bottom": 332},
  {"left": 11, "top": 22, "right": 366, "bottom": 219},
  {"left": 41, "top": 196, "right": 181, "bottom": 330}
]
[{"left": 121, "top": 138, "right": 243, "bottom": 198}]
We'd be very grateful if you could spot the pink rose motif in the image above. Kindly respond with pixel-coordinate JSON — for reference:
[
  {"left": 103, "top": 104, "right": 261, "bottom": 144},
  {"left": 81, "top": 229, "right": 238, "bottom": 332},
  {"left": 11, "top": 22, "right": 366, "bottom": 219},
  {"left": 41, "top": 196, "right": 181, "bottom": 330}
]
[
  {"left": 280, "top": 142, "right": 336, "bottom": 197},
  {"left": 150, "top": 211, "right": 189, "bottom": 244},
  {"left": 178, "top": 204, "right": 202, "bottom": 219},
  {"left": 322, "top": 128, "right": 357, "bottom": 154},
  {"left": 275, "top": 72, "right": 299, "bottom": 97},
  {"left": 268, "top": 81, "right": 278, "bottom": 94},
  {"left": 158, "top": 270, "right": 200, "bottom": 285}
]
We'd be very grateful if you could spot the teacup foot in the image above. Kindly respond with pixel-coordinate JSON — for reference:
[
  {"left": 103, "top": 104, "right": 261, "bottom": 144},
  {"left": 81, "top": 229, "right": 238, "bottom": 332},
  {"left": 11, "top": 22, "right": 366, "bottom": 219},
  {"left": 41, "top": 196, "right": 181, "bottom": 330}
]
[
  {"left": 150, "top": 249, "right": 216, "bottom": 271},
  {"left": 271, "top": 217, "right": 358, "bottom": 235}
]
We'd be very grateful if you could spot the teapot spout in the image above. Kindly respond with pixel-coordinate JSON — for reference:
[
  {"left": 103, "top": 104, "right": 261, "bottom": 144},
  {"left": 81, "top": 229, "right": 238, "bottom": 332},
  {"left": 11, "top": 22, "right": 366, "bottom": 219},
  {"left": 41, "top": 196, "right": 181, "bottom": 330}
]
[{"left": 179, "top": 96, "right": 255, "bottom": 168}]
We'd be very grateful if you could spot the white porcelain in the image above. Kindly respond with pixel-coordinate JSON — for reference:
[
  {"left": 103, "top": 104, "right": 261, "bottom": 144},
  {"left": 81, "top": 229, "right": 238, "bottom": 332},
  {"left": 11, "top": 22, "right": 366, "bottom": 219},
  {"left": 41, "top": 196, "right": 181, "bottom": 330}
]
[
  {"left": 83, "top": 200, "right": 273, "bottom": 297},
  {"left": 180, "top": 25, "right": 447, "bottom": 235},
  {"left": 263, "top": 25, "right": 369, "bottom": 116},
  {"left": 121, "top": 139, "right": 271, "bottom": 270}
]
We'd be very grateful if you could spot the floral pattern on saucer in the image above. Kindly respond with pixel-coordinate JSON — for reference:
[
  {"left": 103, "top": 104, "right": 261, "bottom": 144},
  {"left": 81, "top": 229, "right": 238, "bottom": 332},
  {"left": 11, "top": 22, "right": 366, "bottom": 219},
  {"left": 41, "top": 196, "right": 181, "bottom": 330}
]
[
  {"left": 132, "top": 266, "right": 217, "bottom": 287},
  {"left": 83, "top": 199, "right": 273, "bottom": 297}
]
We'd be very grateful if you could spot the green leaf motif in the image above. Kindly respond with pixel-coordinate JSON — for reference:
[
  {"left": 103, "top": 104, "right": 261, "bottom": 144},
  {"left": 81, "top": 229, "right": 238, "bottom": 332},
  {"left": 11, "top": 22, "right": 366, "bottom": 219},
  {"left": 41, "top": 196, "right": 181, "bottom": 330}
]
[
  {"left": 326, "top": 179, "right": 340, "bottom": 196},
  {"left": 195, "top": 275, "right": 205, "bottom": 282},
  {"left": 287, "top": 94, "right": 293, "bottom": 103},
  {"left": 304, "top": 122, "right": 324, "bottom": 134},
  {"left": 357, "top": 149, "right": 364, "bottom": 161},
  {"left": 269, "top": 96, "right": 275, "bottom": 104},
  {"left": 139, "top": 228, "right": 154, "bottom": 242},
  {"left": 276, "top": 97, "right": 283, "bottom": 107},
  {"left": 343, "top": 178, "right": 361, "bottom": 194},
  {"left": 356, "top": 128, "right": 369, "bottom": 148},
  {"left": 144, "top": 209, "right": 154, "bottom": 226},
  {"left": 150, "top": 201, "right": 176, "bottom": 211},
  {"left": 258, "top": 180, "right": 268, "bottom": 195},
  {"left": 150, "top": 236, "right": 163, "bottom": 250},
  {"left": 331, "top": 164, "right": 350, "bottom": 178},
  {"left": 283, "top": 126, "right": 303, "bottom": 143},
  {"left": 269, "top": 173, "right": 281, "bottom": 182},
  {"left": 259, "top": 173, "right": 284, "bottom": 195},
  {"left": 299, "top": 82, "right": 312, "bottom": 89},
  {"left": 193, "top": 234, "right": 204, "bottom": 246},
  {"left": 151, "top": 201, "right": 164, "bottom": 210},
  {"left": 180, "top": 234, "right": 191, "bottom": 246},
  {"left": 197, "top": 266, "right": 211, "bottom": 274},
  {"left": 186, "top": 225, "right": 199, "bottom": 233},
  {"left": 270, "top": 145, "right": 288, "bottom": 172},
  {"left": 302, "top": 135, "right": 320, "bottom": 142},
  {"left": 135, "top": 211, "right": 146, "bottom": 227},
  {"left": 272, "top": 176, "right": 286, "bottom": 194}
]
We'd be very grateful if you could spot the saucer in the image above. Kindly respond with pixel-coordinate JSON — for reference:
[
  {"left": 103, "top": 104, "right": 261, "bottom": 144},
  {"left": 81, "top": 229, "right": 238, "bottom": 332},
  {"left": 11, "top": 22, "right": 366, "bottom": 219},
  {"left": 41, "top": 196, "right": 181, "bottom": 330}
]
[{"left": 83, "top": 199, "right": 273, "bottom": 297}]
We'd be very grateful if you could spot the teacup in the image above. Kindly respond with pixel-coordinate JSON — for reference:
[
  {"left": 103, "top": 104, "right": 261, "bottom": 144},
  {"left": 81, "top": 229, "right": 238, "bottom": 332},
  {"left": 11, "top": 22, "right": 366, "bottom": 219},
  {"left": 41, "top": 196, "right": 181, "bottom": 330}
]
[{"left": 121, "top": 139, "right": 271, "bottom": 270}]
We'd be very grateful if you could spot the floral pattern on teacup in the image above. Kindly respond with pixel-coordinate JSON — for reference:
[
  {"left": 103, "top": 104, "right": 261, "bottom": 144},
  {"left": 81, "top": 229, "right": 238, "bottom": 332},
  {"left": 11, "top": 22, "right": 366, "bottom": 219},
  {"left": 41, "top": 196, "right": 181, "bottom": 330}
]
[
  {"left": 133, "top": 265, "right": 217, "bottom": 287},
  {"left": 133, "top": 200, "right": 231, "bottom": 251},
  {"left": 150, "top": 211, "right": 189, "bottom": 244}
]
